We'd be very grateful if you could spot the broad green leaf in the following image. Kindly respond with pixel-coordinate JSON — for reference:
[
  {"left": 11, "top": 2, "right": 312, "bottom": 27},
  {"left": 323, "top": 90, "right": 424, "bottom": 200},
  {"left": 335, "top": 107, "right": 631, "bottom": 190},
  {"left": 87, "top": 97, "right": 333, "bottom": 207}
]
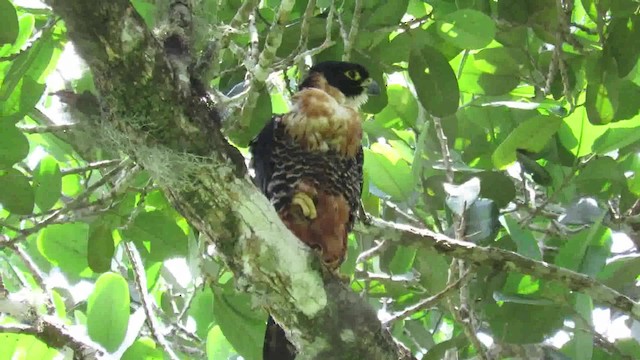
[
  {"left": 555, "top": 226, "right": 611, "bottom": 275},
  {"left": 472, "top": 47, "right": 522, "bottom": 75},
  {"left": 0, "top": 334, "right": 58, "bottom": 360},
  {"left": 206, "top": 326, "right": 236, "bottom": 360},
  {"left": 436, "top": 9, "right": 496, "bottom": 49},
  {"left": 476, "top": 172, "right": 516, "bottom": 208},
  {"left": 500, "top": 215, "right": 542, "bottom": 260},
  {"left": 122, "top": 338, "right": 163, "bottom": 360},
  {"left": 597, "top": 254, "right": 640, "bottom": 291},
  {"left": 558, "top": 106, "right": 608, "bottom": 157},
  {"left": 0, "top": 123, "right": 29, "bottom": 169},
  {"left": 87, "top": 272, "right": 130, "bottom": 352},
  {"left": 213, "top": 287, "right": 266, "bottom": 360},
  {"left": 606, "top": 15, "right": 640, "bottom": 77},
  {"left": 492, "top": 115, "right": 562, "bottom": 169},
  {"left": 123, "top": 210, "right": 188, "bottom": 261},
  {"left": 188, "top": 288, "right": 215, "bottom": 339},
  {"left": 409, "top": 46, "right": 459, "bottom": 117},
  {"left": 0, "top": 76, "right": 46, "bottom": 123},
  {"left": 415, "top": 247, "right": 449, "bottom": 293},
  {"left": 373, "top": 85, "right": 418, "bottom": 129},
  {"left": 585, "top": 55, "right": 619, "bottom": 125},
  {"left": 387, "top": 246, "right": 417, "bottom": 275},
  {"left": 0, "top": 29, "right": 59, "bottom": 101},
  {"left": 0, "top": 169, "right": 34, "bottom": 215},
  {"left": 454, "top": 55, "right": 519, "bottom": 96},
  {"left": 0, "top": 0, "right": 19, "bottom": 45},
  {"left": 229, "top": 87, "right": 272, "bottom": 147},
  {"left": 87, "top": 220, "right": 115, "bottom": 273},
  {"left": 575, "top": 157, "right": 625, "bottom": 196},
  {"left": 37, "top": 223, "right": 90, "bottom": 275},
  {"left": 32, "top": 155, "right": 61, "bottom": 211},
  {"left": 614, "top": 80, "right": 640, "bottom": 121},
  {"left": 485, "top": 301, "right": 565, "bottom": 343},
  {"left": 592, "top": 120, "right": 640, "bottom": 154},
  {"left": 571, "top": 294, "right": 594, "bottom": 360},
  {"left": 131, "top": 0, "right": 157, "bottom": 28},
  {"left": 363, "top": 144, "right": 414, "bottom": 201}
]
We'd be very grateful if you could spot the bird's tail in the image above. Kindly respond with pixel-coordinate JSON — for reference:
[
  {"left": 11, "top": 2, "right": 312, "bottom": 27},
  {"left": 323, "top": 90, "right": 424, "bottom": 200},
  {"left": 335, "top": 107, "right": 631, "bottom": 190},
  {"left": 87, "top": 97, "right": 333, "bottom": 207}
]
[{"left": 263, "top": 315, "right": 296, "bottom": 360}]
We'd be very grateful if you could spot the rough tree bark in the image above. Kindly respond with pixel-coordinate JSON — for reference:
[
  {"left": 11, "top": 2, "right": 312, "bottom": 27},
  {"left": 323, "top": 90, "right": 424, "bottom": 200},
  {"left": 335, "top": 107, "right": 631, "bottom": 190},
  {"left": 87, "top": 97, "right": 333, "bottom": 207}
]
[{"left": 45, "top": 0, "right": 411, "bottom": 359}]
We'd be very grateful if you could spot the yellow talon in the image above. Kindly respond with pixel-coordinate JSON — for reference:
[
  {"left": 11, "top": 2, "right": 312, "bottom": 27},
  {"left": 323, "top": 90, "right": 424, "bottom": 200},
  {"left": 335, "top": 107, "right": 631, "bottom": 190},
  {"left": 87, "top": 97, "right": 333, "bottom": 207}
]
[{"left": 292, "top": 192, "right": 317, "bottom": 219}]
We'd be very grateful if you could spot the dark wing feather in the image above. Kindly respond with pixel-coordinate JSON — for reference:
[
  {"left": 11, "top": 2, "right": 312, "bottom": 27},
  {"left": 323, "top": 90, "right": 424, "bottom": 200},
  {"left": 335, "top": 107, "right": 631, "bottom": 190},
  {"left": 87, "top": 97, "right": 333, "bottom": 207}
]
[{"left": 249, "top": 116, "right": 278, "bottom": 194}]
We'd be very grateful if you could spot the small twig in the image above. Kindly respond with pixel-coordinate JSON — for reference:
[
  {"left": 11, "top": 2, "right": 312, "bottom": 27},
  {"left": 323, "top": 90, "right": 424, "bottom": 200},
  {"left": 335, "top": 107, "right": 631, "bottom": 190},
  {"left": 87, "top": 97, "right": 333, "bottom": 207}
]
[
  {"left": 356, "top": 239, "right": 388, "bottom": 264},
  {"left": 17, "top": 123, "right": 75, "bottom": 134},
  {"left": 0, "top": 316, "right": 105, "bottom": 358},
  {"left": 248, "top": 11, "right": 260, "bottom": 63},
  {"left": 60, "top": 159, "right": 121, "bottom": 176},
  {"left": 342, "top": 0, "right": 363, "bottom": 61},
  {"left": 433, "top": 117, "right": 454, "bottom": 183},
  {"left": 8, "top": 244, "right": 54, "bottom": 313},
  {"left": 384, "top": 269, "right": 472, "bottom": 325},
  {"left": 125, "top": 242, "right": 179, "bottom": 360}
]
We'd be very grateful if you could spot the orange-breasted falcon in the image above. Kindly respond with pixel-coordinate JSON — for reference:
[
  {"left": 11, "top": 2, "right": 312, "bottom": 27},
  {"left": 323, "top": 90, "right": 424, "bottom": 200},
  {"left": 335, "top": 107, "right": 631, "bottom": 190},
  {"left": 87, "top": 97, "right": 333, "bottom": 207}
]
[{"left": 249, "top": 61, "right": 380, "bottom": 360}]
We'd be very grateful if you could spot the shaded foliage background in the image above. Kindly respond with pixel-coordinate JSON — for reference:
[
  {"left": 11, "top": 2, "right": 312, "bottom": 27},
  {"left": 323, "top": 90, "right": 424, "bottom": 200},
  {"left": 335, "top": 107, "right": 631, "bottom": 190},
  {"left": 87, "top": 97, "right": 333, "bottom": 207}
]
[{"left": 1, "top": 0, "right": 640, "bottom": 359}]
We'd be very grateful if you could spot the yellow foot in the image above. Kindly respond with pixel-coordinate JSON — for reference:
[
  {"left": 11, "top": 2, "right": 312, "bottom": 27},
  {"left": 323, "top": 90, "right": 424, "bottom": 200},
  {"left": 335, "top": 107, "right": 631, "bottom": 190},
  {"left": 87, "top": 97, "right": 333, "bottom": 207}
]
[{"left": 292, "top": 192, "right": 317, "bottom": 219}]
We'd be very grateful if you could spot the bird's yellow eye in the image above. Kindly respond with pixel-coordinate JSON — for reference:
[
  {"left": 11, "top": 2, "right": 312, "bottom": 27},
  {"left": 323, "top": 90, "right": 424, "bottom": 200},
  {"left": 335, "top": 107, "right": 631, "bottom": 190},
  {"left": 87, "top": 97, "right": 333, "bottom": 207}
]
[{"left": 344, "top": 70, "right": 361, "bottom": 81}]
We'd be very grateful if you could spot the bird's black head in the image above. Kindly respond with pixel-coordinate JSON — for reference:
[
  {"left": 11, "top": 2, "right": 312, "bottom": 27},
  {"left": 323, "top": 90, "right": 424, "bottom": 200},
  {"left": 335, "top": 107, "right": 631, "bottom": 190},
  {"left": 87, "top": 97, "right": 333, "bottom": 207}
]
[{"left": 300, "top": 61, "right": 380, "bottom": 98}]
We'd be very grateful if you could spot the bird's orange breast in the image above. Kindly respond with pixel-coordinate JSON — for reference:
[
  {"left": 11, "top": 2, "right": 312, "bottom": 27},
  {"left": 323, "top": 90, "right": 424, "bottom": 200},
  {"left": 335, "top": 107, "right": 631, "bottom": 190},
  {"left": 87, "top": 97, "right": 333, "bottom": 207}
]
[{"left": 281, "top": 88, "right": 363, "bottom": 157}]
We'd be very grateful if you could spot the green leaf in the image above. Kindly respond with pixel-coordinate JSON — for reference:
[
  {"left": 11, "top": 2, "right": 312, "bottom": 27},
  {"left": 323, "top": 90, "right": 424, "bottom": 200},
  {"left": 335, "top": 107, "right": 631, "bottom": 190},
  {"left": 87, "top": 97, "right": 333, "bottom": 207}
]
[
  {"left": 492, "top": 115, "right": 562, "bottom": 169},
  {"left": 415, "top": 247, "right": 449, "bottom": 293},
  {"left": 87, "top": 220, "right": 115, "bottom": 273},
  {"left": 87, "top": 272, "right": 130, "bottom": 352},
  {"left": 0, "top": 76, "right": 46, "bottom": 123},
  {"left": 592, "top": 120, "right": 640, "bottom": 154},
  {"left": 0, "top": 0, "right": 19, "bottom": 45},
  {"left": 0, "top": 123, "right": 29, "bottom": 169},
  {"left": 585, "top": 55, "right": 619, "bottom": 125},
  {"left": 597, "top": 254, "right": 640, "bottom": 291},
  {"left": 476, "top": 171, "right": 516, "bottom": 208},
  {"left": 0, "top": 169, "right": 34, "bottom": 215},
  {"left": 122, "top": 338, "right": 163, "bottom": 360},
  {"left": 188, "top": 288, "right": 215, "bottom": 339},
  {"left": 0, "top": 29, "right": 58, "bottom": 101},
  {"left": 363, "top": 144, "right": 414, "bottom": 201},
  {"left": 213, "top": 287, "right": 266, "bottom": 360},
  {"left": 131, "top": 0, "right": 157, "bottom": 28},
  {"left": 206, "top": 326, "right": 236, "bottom": 360},
  {"left": 555, "top": 225, "right": 611, "bottom": 275},
  {"left": 387, "top": 246, "right": 417, "bottom": 275},
  {"left": 575, "top": 157, "right": 625, "bottom": 196},
  {"left": 229, "top": 87, "right": 272, "bottom": 147},
  {"left": 500, "top": 215, "right": 542, "bottom": 260},
  {"left": 123, "top": 210, "right": 188, "bottom": 261},
  {"left": 571, "top": 294, "right": 594, "bottom": 360},
  {"left": 37, "top": 223, "right": 90, "bottom": 275},
  {"left": 436, "top": 9, "right": 496, "bottom": 49},
  {"left": 374, "top": 85, "right": 419, "bottom": 129},
  {"left": 606, "top": 15, "right": 640, "bottom": 77},
  {"left": 558, "top": 107, "right": 607, "bottom": 157},
  {"left": 32, "top": 155, "right": 61, "bottom": 211},
  {"left": 409, "top": 45, "right": 460, "bottom": 117},
  {"left": 485, "top": 301, "right": 565, "bottom": 343}
]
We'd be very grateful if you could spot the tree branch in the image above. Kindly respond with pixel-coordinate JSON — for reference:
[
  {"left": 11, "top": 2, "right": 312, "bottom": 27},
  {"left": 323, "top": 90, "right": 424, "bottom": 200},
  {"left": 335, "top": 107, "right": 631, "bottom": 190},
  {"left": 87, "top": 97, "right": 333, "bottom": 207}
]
[
  {"left": 362, "top": 218, "right": 640, "bottom": 321},
  {"left": 44, "top": 1, "right": 412, "bottom": 358}
]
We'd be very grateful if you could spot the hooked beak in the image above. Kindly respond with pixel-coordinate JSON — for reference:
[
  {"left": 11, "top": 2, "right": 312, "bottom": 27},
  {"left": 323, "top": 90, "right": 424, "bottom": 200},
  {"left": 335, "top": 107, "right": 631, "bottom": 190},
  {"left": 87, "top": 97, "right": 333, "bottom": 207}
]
[{"left": 363, "top": 78, "right": 381, "bottom": 95}]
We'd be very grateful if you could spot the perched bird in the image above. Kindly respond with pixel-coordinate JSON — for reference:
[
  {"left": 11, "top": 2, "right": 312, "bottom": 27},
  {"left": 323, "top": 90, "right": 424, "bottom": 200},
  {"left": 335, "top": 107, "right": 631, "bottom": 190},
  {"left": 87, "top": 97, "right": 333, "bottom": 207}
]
[{"left": 249, "top": 61, "right": 380, "bottom": 359}]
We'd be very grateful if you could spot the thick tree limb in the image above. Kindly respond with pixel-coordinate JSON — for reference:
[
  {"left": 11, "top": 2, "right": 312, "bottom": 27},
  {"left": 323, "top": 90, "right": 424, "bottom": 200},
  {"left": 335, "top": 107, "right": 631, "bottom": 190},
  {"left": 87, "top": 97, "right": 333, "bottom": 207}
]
[
  {"left": 44, "top": 1, "right": 410, "bottom": 358},
  {"left": 362, "top": 218, "right": 640, "bottom": 321}
]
